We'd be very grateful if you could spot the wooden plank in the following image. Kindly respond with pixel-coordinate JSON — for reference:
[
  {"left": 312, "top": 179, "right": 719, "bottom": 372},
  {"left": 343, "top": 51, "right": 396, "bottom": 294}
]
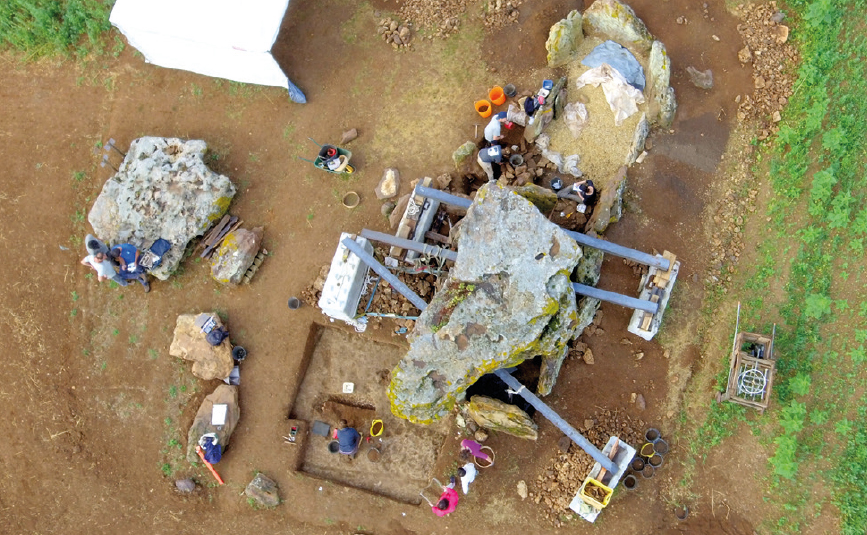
[
  {"left": 424, "top": 231, "right": 451, "bottom": 245},
  {"left": 202, "top": 217, "right": 239, "bottom": 258},
  {"left": 198, "top": 215, "right": 231, "bottom": 251}
]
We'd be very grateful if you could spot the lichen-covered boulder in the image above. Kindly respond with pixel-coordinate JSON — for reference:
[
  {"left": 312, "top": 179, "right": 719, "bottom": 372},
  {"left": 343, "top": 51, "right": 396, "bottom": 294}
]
[
  {"left": 88, "top": 137, "right": 235, "bottom": 280},
  {"left": 583, "top": 0, "right": 654, "bottom": 53},
  {"left": 587, "top": 166, "right": 628, "bottom": 234},
  {"left": 512, "top": 183, "right": 559, "bottom": 214},
  {"left": 452, "top": 141, "right": 476, "bottom": 171},
  {"left": 647, "top": 41, "right": 677, "bottom": 126},
  {"left": 169, "top": 313, "right": 234, "bottom": 380},
  {"left": 210, "top": 227, "right": 263, "bottom": 285},
  {"left": 539, "top": 295, "right": 600, "bottom": 395},
  {"left": 546, "top": 10, "right": 584, "bottom": 67},
  {"left": 186, "top": 384, "right": 240, "bottom": 463},
  {"left": 388, "top": 183, "right": 583, "bottom": 423},
  {"left": 468, "top": 396, "right": 538, "bottom": 440}
]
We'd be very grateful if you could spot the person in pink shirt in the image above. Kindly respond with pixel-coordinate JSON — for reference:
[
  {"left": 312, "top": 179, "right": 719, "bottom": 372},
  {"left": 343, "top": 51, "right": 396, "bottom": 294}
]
[{"left": 432, "top": 477, "right": 459, "bottom": 517}]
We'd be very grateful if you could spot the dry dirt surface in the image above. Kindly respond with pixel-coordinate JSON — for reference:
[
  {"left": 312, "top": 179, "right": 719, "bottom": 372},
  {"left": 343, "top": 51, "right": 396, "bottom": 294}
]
[{"left": 0, "top": 0, "right": 789, "bottom": 533}]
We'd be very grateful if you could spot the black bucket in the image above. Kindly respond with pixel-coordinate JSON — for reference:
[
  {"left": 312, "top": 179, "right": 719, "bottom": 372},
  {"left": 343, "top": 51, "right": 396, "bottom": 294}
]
[
  {"left": 328, "top": 441, "right": 340, "bottom": 454},
  {"left": 232, "top": 346, "right": 247, "bottom": 362},
  {"left": 288, "top": 297, "right": 302, "bottom": 310},
  {"left": 504, "top": 84, "right": 517, "bottom": 97}
]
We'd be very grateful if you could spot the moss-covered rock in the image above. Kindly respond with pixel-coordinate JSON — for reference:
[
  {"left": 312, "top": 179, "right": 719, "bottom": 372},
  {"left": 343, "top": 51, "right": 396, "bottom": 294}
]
[
  {"left": 546, "top": 10, "right": 584, "bottom": 67},
  {"left": 583, "top": 0, "right": 654, "bottom": 53},
  {"left": 468, "top": 395, "right": 538, "bottom": 440}
]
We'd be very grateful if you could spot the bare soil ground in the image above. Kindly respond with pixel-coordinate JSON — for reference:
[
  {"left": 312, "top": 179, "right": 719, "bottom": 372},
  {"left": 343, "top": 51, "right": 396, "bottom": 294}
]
[{"left": 0, "top": 0, "right": 783, "bottom": 533}]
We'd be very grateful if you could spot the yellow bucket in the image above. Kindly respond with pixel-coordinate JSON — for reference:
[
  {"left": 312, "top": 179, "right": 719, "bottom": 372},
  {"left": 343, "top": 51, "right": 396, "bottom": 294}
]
[
  {"left": 579, "top": 477, "right": 613, "bottom": 509},
  {"left": 370, "top": 419, "right": 384, "bottom": 437}
]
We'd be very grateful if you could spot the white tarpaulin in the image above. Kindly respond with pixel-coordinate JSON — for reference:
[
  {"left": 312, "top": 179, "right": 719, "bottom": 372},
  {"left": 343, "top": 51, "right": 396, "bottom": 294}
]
[
  {"left": 110, "top": 0, "right": 306, "bottom": 103},
  {"left": 576, "top": 64, "right": 644, "bottom": 126}
]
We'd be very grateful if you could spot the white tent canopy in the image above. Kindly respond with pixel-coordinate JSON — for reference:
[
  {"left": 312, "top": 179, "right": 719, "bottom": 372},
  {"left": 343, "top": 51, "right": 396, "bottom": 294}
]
[{"left": 110, "top": 0, "right": 306, "bottom": 103}]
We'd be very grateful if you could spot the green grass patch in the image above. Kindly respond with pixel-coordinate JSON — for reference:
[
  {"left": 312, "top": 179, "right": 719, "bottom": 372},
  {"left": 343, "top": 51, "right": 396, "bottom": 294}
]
[{"left": 0, "top": 0, "right": 114, "bottom": 59}]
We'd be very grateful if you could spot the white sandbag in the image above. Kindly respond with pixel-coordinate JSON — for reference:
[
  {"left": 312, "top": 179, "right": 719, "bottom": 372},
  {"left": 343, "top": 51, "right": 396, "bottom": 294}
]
[
  {"left": 576, "top": 64, "right": 645, "bottom": 126},
  {"left": 506, "top": 103, "right": 528, "bottom": 127},
  {"left": 564, "top": 102, "right": 589, "bottom": 138}
]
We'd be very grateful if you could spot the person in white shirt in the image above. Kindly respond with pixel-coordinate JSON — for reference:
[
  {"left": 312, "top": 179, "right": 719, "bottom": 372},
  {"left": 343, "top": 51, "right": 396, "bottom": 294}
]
[
  {"left": 458, "top": 462, "right": 477, "bottom": 495},
  {"left": 80, "top": 251, "right": 128, "bottom": 286}
]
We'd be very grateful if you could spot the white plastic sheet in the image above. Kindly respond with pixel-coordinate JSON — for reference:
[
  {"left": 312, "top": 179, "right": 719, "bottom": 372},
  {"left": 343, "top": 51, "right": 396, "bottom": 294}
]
[
  {"left": 564, "top": 102, "right": 589, "bottom": 138},
  {"left": 576, "top": 64, "right": 645, "bottom": 126},
  {"left": 110, "top": 0, "right": 306, "bottom": 102}
]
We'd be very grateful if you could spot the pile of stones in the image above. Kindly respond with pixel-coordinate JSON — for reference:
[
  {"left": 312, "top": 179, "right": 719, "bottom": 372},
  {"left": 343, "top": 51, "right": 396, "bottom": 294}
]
[
  {"left": 733, "top": 1, "right": 798, "bottom": 140},
  {"left": 398, "top": 0, "right": 467, "bottom": 39},
  {"left": 377, "top": 17, "right": 414, "bottom": 49},
  {"left": 532, "top": 410, "right": 644, "bottom": 527}
]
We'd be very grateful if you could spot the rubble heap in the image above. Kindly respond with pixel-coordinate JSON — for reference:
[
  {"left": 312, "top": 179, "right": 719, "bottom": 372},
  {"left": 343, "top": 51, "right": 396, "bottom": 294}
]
[
  {"left": 734, "top": 1, "right": 798, "bottom": 139},
  {"left": 533, "top": 410, "right": 645, "bottom": 527}
]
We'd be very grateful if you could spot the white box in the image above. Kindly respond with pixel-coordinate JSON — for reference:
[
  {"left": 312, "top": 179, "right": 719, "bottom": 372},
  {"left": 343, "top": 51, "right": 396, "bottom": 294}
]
[
  {"left": 318, "top": 233, "right": 373, "bottom": 322},
  {"left": 211, "top": 404, "right": 228, "bottom": 426}
]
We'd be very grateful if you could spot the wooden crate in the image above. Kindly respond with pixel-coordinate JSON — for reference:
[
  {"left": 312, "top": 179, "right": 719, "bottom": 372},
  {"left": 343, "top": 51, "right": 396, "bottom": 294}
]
[{"left": 719, "top": 332, "right": 777, "bottom": 413}]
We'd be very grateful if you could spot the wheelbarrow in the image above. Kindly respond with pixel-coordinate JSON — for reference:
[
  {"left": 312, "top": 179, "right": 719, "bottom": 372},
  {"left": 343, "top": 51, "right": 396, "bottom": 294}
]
[{"left": 298, "top": 137, "right": 355, "bottom": 174}]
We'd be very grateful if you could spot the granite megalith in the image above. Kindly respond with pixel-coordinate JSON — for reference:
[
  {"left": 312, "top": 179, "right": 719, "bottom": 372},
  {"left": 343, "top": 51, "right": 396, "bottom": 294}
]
[
  {"left": 388, "top": 183, "right": 583, "bottom": 423},
  {"left": 88, "top": 137, "right": 235, "bottom": 280}
]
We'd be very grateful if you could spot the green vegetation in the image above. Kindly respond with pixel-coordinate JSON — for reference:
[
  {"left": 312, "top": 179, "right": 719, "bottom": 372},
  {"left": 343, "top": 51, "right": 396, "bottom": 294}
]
[
  {"left": 0, "top": 0, "right": 114, "bottom": 59},
  {"left": 687, "top": 1, "right": 867, "bottom": 532}
]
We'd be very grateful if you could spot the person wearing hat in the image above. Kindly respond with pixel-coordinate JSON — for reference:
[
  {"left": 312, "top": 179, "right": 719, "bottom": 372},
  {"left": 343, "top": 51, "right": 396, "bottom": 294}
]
[
  {"left": 477, "top": 144, "right": 504, "bottom": 182},
  {"left": 484, "top": 112, "right": 508, "bottom": 145}
]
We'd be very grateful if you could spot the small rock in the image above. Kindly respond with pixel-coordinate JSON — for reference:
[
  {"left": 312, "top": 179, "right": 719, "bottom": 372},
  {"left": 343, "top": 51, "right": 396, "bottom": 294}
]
[
  {"left": 584, "top": 418, "right": 594, "bottom": 430},
  {"left": 634, "top": 351, "right": 644, "bottom": 360},
  {"left": 770, "top": 11, "right": 786, "bottom": 23},
  {"left": 340, "top": 128, "right": 358, "bottom": 144},
  {"left": 175, "top": 479, "right": 196, "bottom": 493},
  {"left": 517, "top": 480, "right": 528, "bottom": 500},
  {"left": 754, "top": 76, "right": 766, "bottom": 89},
  {"left": 711, "top": 34, "right": 720, "bottom": 41},
  {"left": 557, "top": 435, "right": 572, "bottom": 452},
  {"left": 676, "top": 16, "right": 686, "bottom": 24},
  {"left": 474, "top": 429, "right": 489, "bottom": 442},
  {"left": 663, "top": 349, "right": 671, "bottom": 359},
  {"left": 738, "top": 46, "right": 752, "bottom": 63},
  {"left": 635, "top": 393, "right": 646, "bottom": 410},
  {"left": 381, "top": 201, "right": 396, "bottom": 217},
  {"left": 456, "top": 414, "right": 466, "bottom": 428},
  {"left": 245, "top": 472, "right": 280, "bottom": 508},
  {"left": 582, "top": 348, "right": 594, "bottom": 365},
  {"left": 375, "top": 168, "right": 401, "bottom": 199},
  {"left": 686, "top": 66, "right": 714, "bottom": 90},
  {"left": 772, "top": 111, "right": 782, "bottom": 122}
]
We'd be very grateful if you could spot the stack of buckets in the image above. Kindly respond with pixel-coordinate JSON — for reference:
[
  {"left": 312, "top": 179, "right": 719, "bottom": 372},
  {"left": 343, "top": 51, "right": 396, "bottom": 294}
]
[
  {"left": 621, "top": 428, "right": 669, "bottom": 491},
  {"left": 475, "top": 85, "right": 511, "bottom": 118}
]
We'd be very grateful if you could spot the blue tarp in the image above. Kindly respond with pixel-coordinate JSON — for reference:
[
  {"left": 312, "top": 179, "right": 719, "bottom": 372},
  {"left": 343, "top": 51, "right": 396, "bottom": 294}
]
[{"left": 582, "top": 40, "right": 646, "bottom": 91}]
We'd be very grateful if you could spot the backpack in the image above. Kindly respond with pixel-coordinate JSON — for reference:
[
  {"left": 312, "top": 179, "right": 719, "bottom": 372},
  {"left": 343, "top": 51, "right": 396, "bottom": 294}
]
[
  {"left": 201, "top": 437, "right": 222, "bottom": 464},
  {"left": 206, "top": 327, "right": 229, "bottom": 346}
]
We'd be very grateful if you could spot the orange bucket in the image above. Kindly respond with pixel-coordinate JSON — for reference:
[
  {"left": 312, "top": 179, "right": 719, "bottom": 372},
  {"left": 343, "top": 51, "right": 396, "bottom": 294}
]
[
  {"left": 489, "top": 86, "right": 506, "bottom": 105},
  {"left": 475, "top": 100, "right": 492, "bottom": 118}
]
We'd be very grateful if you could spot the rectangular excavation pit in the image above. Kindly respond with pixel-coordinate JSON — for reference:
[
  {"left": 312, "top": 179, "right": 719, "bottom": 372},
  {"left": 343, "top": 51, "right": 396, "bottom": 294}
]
[{"left": 289, "top": 324, "right": 449, "bottom": 504}]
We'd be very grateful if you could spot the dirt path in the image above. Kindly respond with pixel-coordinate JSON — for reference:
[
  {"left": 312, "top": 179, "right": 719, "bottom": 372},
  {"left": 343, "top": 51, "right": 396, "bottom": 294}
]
[{"left": 0, "top": 0, "right": 768, "bottom": 533}]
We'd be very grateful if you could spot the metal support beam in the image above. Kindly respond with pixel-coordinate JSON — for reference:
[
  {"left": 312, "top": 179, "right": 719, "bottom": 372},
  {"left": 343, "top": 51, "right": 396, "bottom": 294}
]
[
  {"left": 340, "top": 238, "right": 428, "bottom": 312},
  {"left": 563, "top": 231, "right": 670, "bottom": 271},
  {"left": 573, "top": 283, "right": 659, "bottom": 314},
  {"left": 413, "top": 185, "right": 669, "bottom": 270},
  {"left": 360, "top": 229, "right": 457, "bottom": 262},
  {"left": 493, "top": 368, "right": 618, "bottom": 475},
  {"left": 415, "top": 186, "right": 472, "bottom": 209}
]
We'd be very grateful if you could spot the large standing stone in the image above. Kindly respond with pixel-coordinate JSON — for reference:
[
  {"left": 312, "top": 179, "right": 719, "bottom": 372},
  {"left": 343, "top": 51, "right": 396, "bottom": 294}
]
[
  {"left": 186, "top": 384, "right": 240, "bottom": 463},
  {"left": 468, "top": 396, "right": 538, "bottom": 440},
  {"left": 388, "top": 183, "right": 583, "bottom": 423},
  {"left": 647, "top": 41, "right": 677, "bottom": 127},
  {"left": 210, "top": 227, "right": 263, "bottom": 285},
  {"left": 169, "top": 313, "right": 234, "bottom": 380},
  {"left": 546, "top": 10, "right": 584, "bottom": 67},
  {"left": 583, "top": 0, "right": 654, "bottom": 52},
  {"left": 88, "top": 137, "right": 236, "bottom": 280},
  {"left": 587, "top": 166, "right": 628, "bottom": 234},
  {"left": 625, "top": 113, "right": 650, "bottom": 165},
  {"left": 245, "top": 473, "right": 280, "bottom": 508}
]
